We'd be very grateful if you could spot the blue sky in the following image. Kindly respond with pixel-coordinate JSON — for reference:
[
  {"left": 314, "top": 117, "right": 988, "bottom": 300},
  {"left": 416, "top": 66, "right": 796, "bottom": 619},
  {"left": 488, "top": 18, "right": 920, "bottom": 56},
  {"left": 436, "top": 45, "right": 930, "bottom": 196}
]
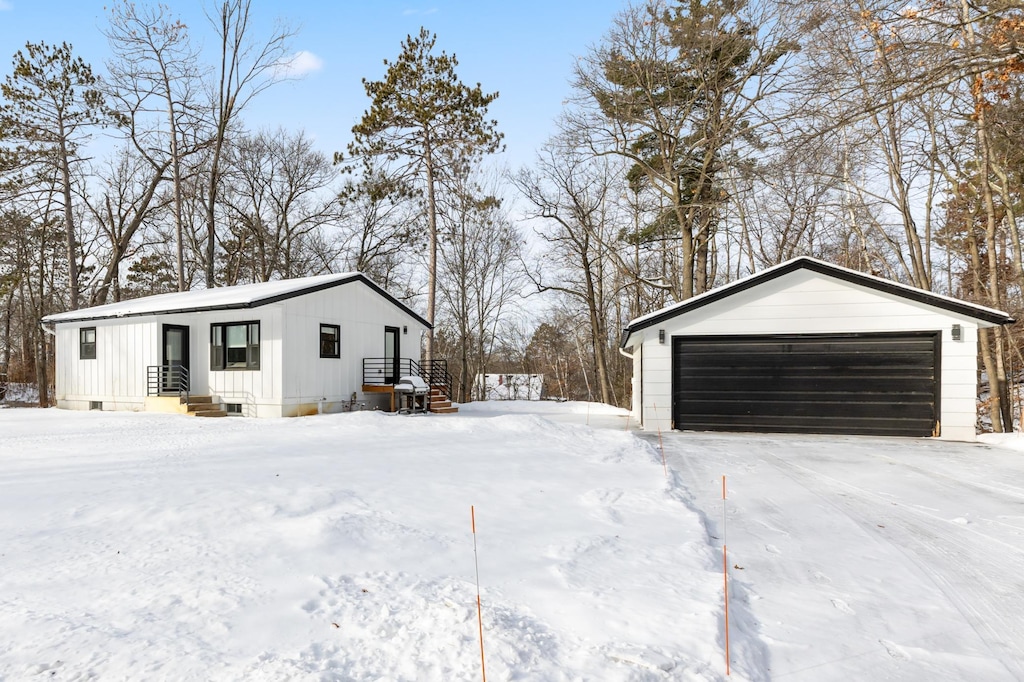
[{"left": 0, "top": 0, "right": 627, "bottom": 170}]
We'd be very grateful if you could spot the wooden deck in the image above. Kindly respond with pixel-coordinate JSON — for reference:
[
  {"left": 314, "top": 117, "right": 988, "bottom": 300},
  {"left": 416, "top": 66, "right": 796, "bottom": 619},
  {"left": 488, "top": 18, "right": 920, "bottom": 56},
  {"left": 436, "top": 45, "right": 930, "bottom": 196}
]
[
  {"left": 361, "top": 384, "right": 458, "bottom": 414},
  {"left": 362, "top": 384, "right": 398, "bottom": 412}
]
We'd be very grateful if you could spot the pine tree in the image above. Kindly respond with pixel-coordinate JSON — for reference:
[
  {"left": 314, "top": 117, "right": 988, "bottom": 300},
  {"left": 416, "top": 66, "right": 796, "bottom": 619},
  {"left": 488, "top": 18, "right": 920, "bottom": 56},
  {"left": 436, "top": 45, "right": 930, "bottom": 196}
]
[
  {"left": 0, "top": 42, "right": 108, "bottom": 309},
  {"left": 343, "top": 28, "right": 503, "bottom": 364}
]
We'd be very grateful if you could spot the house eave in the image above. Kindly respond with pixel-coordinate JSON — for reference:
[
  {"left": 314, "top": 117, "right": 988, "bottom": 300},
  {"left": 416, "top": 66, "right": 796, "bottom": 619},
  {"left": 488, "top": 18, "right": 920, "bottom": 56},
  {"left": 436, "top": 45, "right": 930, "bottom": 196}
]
[
  {"left": 620, "top": 257, "right": 1015, "bottom": 348},
  {"left": 43, "top": 273, "right": 432, "bottom": 329}
]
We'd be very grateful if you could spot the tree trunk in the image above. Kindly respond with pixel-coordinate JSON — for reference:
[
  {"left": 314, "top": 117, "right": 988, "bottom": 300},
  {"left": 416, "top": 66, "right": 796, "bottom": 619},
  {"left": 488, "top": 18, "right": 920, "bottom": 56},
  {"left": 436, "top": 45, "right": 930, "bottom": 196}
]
[
  {"left": 58, "top": 132, "right": 79, "bottom": 310},
  {"left": 582, "top": 257, "right": 612, "bottom": 405},
  {"left": 423, "top": 139, "right": 437, "bottom": 367},
  {"left": 2, "top": 287, "right": 13, "bottom": 380},
  {"left": 170, "top": 99, "right": 186, "bottom": 292},
  {"left": 205, "top": 135, "right": 225, "bottom": 288},
  {"left": 977, "top": 106, "right": 1011, "bottom": 431}
]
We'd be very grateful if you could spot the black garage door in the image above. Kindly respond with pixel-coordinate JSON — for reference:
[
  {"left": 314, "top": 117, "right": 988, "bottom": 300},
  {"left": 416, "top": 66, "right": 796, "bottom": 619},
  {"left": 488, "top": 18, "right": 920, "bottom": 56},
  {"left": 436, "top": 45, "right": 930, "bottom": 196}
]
[{"left": 671, "top": 332, "right": 940, "bottom": 437}]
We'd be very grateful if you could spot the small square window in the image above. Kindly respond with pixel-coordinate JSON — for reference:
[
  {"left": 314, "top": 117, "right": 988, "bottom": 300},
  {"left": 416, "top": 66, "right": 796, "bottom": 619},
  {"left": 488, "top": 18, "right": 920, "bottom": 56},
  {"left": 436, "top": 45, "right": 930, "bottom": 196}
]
[
  {"left": 320, "top": 324, "right": 340, "bottom": 359},
  {"left": 80, "top": 327, "right": 96, "bottom": 360},
  {"left": 89, "top": 401, "right": 102, "bottom": 411},
  {"left": 225, "top": 403, "right": 242, "bottom": 414}
]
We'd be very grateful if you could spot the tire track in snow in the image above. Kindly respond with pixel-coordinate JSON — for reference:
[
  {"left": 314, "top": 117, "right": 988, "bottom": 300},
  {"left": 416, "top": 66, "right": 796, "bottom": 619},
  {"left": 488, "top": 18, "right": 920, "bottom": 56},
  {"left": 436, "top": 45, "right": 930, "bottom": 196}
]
[
  {"left": 760, "top": 450, "right": 1024, "bottom": 680},
  {"left": 649, "top": 436, "right": 774, "bottom": 681}
]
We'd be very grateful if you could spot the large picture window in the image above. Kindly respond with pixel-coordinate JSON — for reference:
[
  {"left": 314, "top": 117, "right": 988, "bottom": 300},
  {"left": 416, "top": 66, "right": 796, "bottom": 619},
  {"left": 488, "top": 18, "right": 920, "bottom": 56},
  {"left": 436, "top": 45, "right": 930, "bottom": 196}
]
[
  {"left": 211, "top": 321, "right": 260, "bottom": 370},
  {"left": 79, "top": 327, "right": 96, "bottom": 360},
  {"left": 320, "top": 324, "right": 340, "bottom": 358}
]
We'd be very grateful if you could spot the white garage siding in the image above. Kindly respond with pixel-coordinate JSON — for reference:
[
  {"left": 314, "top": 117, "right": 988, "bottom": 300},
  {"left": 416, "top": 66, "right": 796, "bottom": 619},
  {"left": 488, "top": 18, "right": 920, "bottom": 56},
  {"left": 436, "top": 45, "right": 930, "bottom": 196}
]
[{"left": 627, "top": 265, "right": 1002, "bottom": 442}]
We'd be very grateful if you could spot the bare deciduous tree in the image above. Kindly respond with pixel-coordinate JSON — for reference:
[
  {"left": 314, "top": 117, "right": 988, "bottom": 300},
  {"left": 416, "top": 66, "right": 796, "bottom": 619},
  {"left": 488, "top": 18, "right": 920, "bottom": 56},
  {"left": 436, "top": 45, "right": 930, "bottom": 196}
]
[
  {"left": 200, "top": 0, "right": 294, "bottom": 287},
  {"left": 104, "top": 0, "right": 206, "bottom": 292}
]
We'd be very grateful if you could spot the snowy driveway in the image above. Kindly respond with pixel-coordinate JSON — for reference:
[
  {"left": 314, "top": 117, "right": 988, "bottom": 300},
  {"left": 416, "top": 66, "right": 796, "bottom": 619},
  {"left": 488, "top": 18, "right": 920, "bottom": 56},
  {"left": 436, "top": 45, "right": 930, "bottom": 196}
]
[{"left": 647, "top": 431, "right": 1024, "bottom": 681}]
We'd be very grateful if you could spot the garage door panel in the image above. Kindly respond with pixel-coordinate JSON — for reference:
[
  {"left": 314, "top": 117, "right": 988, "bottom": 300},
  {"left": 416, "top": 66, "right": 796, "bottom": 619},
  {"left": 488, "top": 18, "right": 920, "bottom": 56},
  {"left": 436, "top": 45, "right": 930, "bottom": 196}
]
[
  {"left": 671, "top": 333, "right": 939, "bottom": 437},
  {"left": 677, "top": 388, "right": 937, "bottom": 404},
  {"left": 673, "top": 351, "right": 935, "bottom": 369},
  {"left": 676, "top": 399, "right": 936, "bottom": 420},
  {"left": 678, "top": 414, "right": 932, "bottom": 438},
  {"left": 671, "top": 364, "right": 937, "bottom": 378}
]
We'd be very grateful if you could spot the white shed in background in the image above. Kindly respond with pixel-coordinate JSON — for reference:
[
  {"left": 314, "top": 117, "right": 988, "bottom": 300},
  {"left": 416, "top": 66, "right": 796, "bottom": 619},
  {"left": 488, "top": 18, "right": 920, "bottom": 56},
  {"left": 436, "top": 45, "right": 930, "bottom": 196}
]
[
  {"left": 620, "top": 257, "right": 1015, "bottom": 442},
  {"left": 41, "top": 273, "right": 454, "bottom": 418},
  {"left": 476, "top": 373, "right": 544, "bottom": 401}
]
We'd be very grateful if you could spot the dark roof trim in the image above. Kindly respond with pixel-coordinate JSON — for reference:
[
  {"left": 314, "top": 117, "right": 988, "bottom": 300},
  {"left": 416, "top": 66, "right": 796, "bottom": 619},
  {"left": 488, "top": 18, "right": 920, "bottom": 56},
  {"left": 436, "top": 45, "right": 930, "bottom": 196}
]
[
  {"left": 621, "top": 257, "right": 1015, "bottom": 348},
  {"left": 46, "top": 273, "right": 432, "bottom": 328}
]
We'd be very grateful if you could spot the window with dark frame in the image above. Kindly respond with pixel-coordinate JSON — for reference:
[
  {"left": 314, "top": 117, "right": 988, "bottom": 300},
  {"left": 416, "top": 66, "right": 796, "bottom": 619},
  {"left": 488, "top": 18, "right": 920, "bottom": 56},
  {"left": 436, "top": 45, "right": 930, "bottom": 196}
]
[
  {"left": 80, "top": 327, "right": 96, "bottom": 360},
  {"left": 320, "top": 324, "right": 340, "bottom": 358},
  {"left": 210, "top": 321, "right": 260, "bottom": 370}
]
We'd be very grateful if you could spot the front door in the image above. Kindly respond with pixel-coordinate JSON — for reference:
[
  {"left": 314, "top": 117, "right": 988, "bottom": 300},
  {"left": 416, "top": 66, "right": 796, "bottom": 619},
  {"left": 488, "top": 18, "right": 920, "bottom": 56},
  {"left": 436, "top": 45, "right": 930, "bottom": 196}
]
[
  {"left": 384, "top": 326, "right": 400, "bottom": 384},
  {"left": 162, "top": 324, "right": 190, "bottom": 393}
]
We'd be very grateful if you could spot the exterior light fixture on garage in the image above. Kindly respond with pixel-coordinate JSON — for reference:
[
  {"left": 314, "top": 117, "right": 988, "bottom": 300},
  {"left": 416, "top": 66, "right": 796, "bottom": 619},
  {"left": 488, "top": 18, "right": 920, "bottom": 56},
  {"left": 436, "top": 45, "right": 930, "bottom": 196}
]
[
  {"left": 952, "top": 324, "right": 962, "bottom": 341},
  {"left": 658, "top": 329, "right": 665, "bottom": 344}
]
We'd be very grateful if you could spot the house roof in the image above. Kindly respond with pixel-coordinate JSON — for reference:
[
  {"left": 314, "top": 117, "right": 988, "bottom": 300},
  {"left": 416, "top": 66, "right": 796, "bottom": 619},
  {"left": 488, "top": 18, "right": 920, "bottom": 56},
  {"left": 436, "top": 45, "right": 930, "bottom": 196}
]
[
  {"left": 621, "top": 256, "right": 1015, "bottom": 348},
  {"left": 42, "top": 272, "right": 431, "bottom": 327}
]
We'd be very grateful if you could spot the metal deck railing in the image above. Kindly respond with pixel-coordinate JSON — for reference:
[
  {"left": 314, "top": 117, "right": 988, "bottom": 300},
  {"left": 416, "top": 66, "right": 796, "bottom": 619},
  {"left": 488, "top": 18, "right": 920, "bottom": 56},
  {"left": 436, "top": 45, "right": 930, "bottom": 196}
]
[
  {"left": 362, "top": 357, "right": 453, "bottom": 401},
  {"left": 146, "top": 364, "right": 190, "bottom": 404}
]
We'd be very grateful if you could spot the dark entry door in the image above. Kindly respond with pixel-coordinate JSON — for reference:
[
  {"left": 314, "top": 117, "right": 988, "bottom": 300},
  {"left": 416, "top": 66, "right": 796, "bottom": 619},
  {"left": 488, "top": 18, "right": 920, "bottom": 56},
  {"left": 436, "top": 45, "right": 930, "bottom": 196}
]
[
  {"left": 384, "top": 326, "right": 400, "bottom": 384},
  {"left": 162, "top": 324, "right": 190, "bottom": 393},
  {"left": 671, "top": 332, "right": 940, "bottom": 437}
]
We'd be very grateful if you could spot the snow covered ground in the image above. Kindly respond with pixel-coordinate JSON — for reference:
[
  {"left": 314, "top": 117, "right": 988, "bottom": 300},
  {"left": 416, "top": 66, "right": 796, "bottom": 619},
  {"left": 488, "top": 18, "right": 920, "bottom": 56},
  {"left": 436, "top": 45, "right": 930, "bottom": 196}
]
[
  {"left": 2, "top": 402, "right": 1023, "bottom": 680},
  {"left": 652, "top": 429, "right": 1024, "bottom": 681},
  {"left": 0, "top": 404, "right": 724, "bottom": 681}
]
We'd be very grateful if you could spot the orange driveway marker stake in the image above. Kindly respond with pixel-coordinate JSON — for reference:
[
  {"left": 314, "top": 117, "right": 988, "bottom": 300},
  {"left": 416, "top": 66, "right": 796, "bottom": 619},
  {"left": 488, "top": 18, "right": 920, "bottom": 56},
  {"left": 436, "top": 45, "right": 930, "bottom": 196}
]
[
  {"left": 471, "top": 505, "right": 487, "bottom": 682},
  {"left": 722, "top": 475, "right": 730, "bottom": 676}
]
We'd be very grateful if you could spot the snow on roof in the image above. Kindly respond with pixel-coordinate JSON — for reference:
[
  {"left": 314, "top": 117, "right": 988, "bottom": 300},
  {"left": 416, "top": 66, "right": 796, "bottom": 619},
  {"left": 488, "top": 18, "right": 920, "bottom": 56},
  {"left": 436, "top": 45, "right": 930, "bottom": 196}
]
[
  {"left": 622, "top": 256, "right": 1014, "bottom": 347},
  {"left": 43, "top": 272, "right": 429, "bottom": 326}
]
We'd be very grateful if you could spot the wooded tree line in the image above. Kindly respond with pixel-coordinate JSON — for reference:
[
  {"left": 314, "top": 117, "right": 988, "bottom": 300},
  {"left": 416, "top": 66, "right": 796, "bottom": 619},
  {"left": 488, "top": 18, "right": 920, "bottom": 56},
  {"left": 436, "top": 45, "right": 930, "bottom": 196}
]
[
  {"left": 517, "top": 0, "right": 1024, "bottom": 429},
  {"left": 3, "top": 0, "right": 1024, "bottom": 429}
]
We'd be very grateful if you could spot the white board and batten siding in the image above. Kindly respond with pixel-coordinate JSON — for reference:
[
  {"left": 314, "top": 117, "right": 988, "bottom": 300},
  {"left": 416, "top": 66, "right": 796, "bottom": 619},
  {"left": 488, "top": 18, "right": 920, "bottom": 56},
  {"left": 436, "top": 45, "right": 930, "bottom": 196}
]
[
  {"left": 55, "top": 307, "right": 286, "bottom": 415},
  {"left": 280, "top": 282, "right": 428, "bottom": 416},
  {"left": 55, "top": 317, "right": 159, "bottom": 411},
  {"left": 183, "top": 306, "right": 285, "bottom": 417},
  {"left": 48, "top": 274, "right": 429, "bottom": 419},
  {"left": 632, "top": 268, "right": 984, "bottom": 441}
]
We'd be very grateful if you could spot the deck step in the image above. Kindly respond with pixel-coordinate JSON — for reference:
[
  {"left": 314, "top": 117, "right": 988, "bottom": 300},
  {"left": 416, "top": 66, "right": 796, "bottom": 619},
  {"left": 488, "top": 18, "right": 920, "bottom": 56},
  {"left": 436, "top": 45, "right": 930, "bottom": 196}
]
[
  {"left": 193, "top": 409, "right": 228, "bottom": 418},
  {"left": 429, "top": 399, "right": 458, "bottom": 414},
  {"left": 185, "top": 395, "right": 224, "bottom": 416}
]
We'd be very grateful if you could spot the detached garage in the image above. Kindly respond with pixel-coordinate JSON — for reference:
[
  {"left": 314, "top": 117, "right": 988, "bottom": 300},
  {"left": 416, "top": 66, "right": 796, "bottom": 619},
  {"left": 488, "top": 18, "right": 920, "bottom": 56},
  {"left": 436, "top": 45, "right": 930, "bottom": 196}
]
[{"left": 620, "top": 257, "right": 1015, "bottom": 441}]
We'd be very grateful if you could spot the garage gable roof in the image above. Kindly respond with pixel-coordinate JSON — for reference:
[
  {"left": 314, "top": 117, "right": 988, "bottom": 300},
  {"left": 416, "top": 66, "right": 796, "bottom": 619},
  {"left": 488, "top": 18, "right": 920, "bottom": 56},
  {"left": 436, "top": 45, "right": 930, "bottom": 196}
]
[
  {"left": 621, "top": 257, "right": 1015, "bottom": 348},
  {"left": 43, "top": 272, "right": 431, "bottom": 327}
]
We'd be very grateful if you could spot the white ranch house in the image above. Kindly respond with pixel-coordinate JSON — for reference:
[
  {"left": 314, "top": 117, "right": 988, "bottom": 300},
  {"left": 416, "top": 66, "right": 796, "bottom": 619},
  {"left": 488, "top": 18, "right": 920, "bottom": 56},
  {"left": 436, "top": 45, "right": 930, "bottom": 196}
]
[
  {"left": 620, "top": 257, "right": 1015, "bottom": 442},
  {"left": 43, "top": 273, "right": 456, "bottom": 418}
]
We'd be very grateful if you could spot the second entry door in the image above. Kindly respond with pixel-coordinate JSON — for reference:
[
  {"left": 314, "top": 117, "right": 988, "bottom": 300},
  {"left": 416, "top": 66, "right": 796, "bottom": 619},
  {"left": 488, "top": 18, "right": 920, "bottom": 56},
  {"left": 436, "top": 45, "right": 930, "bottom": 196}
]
[{"left": 384, "top": 326, "right": 400, "bottom": 383}]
